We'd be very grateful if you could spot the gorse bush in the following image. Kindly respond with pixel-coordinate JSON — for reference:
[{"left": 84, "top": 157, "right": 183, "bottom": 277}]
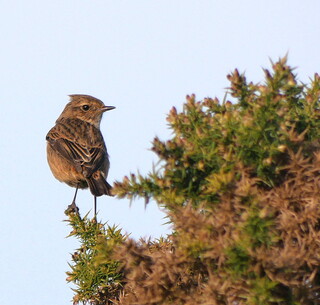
[
  {"left": 66, "top": 212, "right": 125, "bottom": 304},
  {"left": 67, "top": 57, "right": 320, "bottom": 305}
]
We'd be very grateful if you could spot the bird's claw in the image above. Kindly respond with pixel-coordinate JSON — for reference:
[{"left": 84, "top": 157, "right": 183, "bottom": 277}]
[{"left": 65, "top": 201, "right": 80, "bottom": 215}]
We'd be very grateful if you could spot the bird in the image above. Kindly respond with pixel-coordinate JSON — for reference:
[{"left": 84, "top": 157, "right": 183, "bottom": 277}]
[{"left": 46, "top": 94, "right": 115, "bottom": 215}]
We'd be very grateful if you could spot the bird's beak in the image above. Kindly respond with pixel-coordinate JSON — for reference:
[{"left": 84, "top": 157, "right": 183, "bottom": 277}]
[{"left": 101, "top": 106, "right": 116, "bottom": 112}]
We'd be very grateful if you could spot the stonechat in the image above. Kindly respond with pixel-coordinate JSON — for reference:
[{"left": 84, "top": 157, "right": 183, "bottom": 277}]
[{"left": 46, "top": 94, "right": 115, "bottom": 214}]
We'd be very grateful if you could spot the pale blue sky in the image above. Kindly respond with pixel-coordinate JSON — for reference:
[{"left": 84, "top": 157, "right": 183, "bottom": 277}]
[{"left": 1, "top": 1, "right": 320, "bottom": 304}]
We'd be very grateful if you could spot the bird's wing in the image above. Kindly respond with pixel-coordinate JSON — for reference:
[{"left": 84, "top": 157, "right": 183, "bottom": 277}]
[{"left": 46, "top": 127, "right": 106, "bottom": 178}]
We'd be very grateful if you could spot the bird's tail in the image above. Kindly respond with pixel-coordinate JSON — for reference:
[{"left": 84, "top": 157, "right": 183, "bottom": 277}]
[{"left": 86, "top": 171, "right": 113, "bottom": 197}]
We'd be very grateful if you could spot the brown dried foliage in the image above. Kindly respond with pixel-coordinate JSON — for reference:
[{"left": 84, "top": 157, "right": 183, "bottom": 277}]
[{"left": 111, "top": 151, "right": 320, "bottom": 304}]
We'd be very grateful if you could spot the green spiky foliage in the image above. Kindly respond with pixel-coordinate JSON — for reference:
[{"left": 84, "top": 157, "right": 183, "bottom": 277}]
[
  {"left": 65, "top": 210, "right": 125, "bottom": 304},
  {"left": 67, "top": 57, "right": 320, "bottom": 305}
]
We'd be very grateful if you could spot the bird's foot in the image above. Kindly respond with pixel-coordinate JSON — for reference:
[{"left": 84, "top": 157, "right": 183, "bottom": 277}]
[{"left": 65, "top": 201, "right": 80, "bottom": 215}]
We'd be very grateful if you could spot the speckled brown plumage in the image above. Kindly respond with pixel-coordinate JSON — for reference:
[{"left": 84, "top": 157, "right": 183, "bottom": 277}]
[{"left": 46, "top": 95, "right": 115, "bottom": 211}]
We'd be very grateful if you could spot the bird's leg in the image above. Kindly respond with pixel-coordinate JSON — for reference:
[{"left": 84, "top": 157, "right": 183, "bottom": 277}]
[
  {"left": 65, "top": 185, "right": 80, "bottom": 214},
  {"left": 94, "top": 196, "right": 97, "bottom": 218},
  {"left": 72, "top": 185, "right": 79, "bottom": 205}
]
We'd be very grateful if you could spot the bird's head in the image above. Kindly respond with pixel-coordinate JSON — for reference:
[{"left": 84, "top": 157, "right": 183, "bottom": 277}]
[{"left": 57, "top": 94, "right": 115, "bottom": 127}]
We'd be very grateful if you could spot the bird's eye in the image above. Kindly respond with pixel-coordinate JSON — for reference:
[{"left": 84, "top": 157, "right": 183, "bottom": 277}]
[{"left": 82, "top": 105, "right": 90, "bottom": 111}]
